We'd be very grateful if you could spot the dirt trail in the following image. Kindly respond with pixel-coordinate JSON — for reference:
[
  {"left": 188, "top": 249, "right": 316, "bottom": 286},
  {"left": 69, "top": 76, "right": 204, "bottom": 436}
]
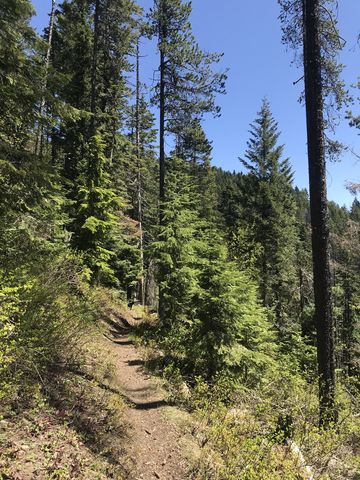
[{"left": 104, "top": 316, "right": 191, "bottom": 480}]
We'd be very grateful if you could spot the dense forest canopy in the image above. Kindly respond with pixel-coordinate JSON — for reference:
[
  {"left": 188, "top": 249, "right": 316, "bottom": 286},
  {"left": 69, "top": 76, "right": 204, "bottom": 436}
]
[{"left": 0, "top": 0, "right": 359, "bottom": 478}]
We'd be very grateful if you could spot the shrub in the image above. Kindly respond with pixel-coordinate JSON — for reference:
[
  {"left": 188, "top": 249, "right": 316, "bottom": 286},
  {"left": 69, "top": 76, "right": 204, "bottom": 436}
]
[
  {"left": 0, "top": 252, "right": 96, "bottom": 408},
  {"left": 189, "top": 372, "right": 360, "bottom": 480}
]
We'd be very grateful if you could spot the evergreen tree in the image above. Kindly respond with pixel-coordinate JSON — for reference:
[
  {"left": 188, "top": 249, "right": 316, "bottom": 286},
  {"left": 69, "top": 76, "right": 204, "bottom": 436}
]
[
  {"left": 239, "top": 99, "right": 298, "bottom": 343},
  {"left": 192, "top": 226, "right": 275, "bottom": 383},
  {"left": 147, "top": 0, "right": 226, "bottom": 211},
  {"left": 215, "top": 169, "right": 245, "bottom": 230},
  {"left": 152, "top": 156, "right": 199, "bottom": 331},
  {"left": 154, "top": 156, "right": 275, "bottom": 382},
  {"left": 175, "top": 119, "right": 218, "bottom": 221},
  {"left": 51, "top": 0, "right": 93, "bottom": 177},
  {"left": 350, "top": 198, "right": 360, "bottom": 223},
  {"left": 293, "top": 188, "right": 314, "bottom": 339},
  {"left": 147, "top": 0, "right": 226, "bottom": 319},
  {"left": 51, "top": 0, "right": 139, "bottom": 286},
  {"left": 75, "top": 131, "right": 124, "bottom": 284},
  {"left": 278, "top": 0, "right": 346, "bottom": 426},
  {"left": 0, "top": 0, "right": 39, "bottom": 150},
  {"left": 126, "top": 40, "right": 158, "bottom": 304}
]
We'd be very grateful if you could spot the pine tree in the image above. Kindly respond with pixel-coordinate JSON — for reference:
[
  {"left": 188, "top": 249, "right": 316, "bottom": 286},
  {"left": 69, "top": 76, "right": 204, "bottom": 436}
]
[
  {"left": 125, "top": 39, "right": 158, "bottom": 304},
  {"left": 239, "top": 99, "right": 298, "bottom": 343},
  {"left": 192, "top": 226, "right": 275, "bottom": 383},
  {"left": 0, "top": 0, "right": 39, "bottom": 150},
  {"left": 350, "top": 198, "right": 360, "bottom": 223},
  {"left": 215, "top": 169, "right": 245, "bottom": 230},
  {"left": 51, "top": 0, "right": 93, "bottom": 178},
  {"left": 278, "top": 0, "right": 346, "bottom": 426},
  {"left": 293, "top": 188, "right": 314, "bottom": 338},
  {"left": 154, "top": 156, "right": 275, "bottom": 382},
  {"left": 152, "top": 155, "right": 200, "bottom": 341},
  {"left": 301, "top": 0, "right": 336, "bottom": 426},
  {"left": 147, "top": 0, "right": 226, "bottom": 212},
  {"left": 74, "top": 132, "right": 123, "bottom": 284},
  {"left": 147, "top": 0, "right": 226, "bottom": 319},
  {"left": 51, "top": 0, "right": 139, "bottom": 286},
  {"left": 175, "top": 119, "right": 218, "bottom": 221}
]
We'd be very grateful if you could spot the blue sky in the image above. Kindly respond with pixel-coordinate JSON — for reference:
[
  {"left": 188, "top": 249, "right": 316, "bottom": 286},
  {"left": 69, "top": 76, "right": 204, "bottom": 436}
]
[{"left": 30, "top": 0, "right": 359, "bottom": 206}]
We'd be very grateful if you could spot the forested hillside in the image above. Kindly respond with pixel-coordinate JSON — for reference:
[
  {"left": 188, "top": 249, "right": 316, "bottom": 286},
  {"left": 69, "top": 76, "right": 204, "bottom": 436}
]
[{"left": 0, "top": 0, "right": 359, "bottom": 479}]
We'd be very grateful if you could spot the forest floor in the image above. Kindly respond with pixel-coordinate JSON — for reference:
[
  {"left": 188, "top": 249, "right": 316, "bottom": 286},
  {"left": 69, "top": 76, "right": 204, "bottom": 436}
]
[{"left": 103, "top": 310, "right": 196, "bottom": 480}]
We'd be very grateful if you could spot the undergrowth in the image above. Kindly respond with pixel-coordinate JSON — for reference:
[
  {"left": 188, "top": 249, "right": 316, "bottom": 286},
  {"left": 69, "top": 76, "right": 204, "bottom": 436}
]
[
  {"left": 135, "top": 319, "right": 360, "bottom": 480},
  {"left": 188, "top": 377, "right": 360, "bottom": 480},
  {"left": 0, "top": 258, "right": 130, "bottom": 479}
]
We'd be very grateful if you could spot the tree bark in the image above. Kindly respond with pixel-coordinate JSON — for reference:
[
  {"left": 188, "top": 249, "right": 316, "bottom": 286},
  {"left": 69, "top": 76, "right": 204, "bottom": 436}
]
[
  {"left": 299, "top": 267, "right": 305, "bottom": 315},
  {"left": 302, "top": 0, "right": 336, "bottom": 427},
  {"left": 158, "top": 1, "right": 166, "bottom": 321},
  {"left": 159, "top": 17, "right": 166, "bottom": 214},
  {"left": 35, "top": 0, "right": 56, "bottom": 156},
  {"left": 342, "top": 277, "right": 352, "bottom": 375},
  {"left": 135, "top": 38, "right": 145, "bottom": 306},
  {"left": 90, "top": 0, "right": 100, "bottom": 125}
]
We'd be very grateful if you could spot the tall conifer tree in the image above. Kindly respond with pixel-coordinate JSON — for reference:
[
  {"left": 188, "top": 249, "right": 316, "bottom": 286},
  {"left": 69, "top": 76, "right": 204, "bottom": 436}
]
[
  {"left": 51, "top": 0, "right": 138, "bottom": 285},
  {"left": 279, "top": 0, "right": 346, "bottom": 425},
  {"left": 147, "top": 0, "right": 225, "bottom": 318},
  {"left": 0, "top": 0, "right": 39, "bottom": 150},
  {"left": 240, "top": 99, "right": 298, "bottom": 341},
  {"left": 147, "top": 0, "right": 225, "bottom": 208}
]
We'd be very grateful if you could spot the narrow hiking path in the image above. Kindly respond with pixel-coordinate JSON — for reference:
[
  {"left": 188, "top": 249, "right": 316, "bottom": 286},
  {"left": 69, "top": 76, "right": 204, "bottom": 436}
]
[{"left": 103, "top": 314, "right": 192, "bottom": 480}]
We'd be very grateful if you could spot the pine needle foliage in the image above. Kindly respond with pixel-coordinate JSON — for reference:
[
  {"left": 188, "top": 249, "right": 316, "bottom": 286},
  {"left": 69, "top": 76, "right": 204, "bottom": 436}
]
[
  {"left": 240, "top": 99, "right": 299, "bottom": 346},
  {"left": 154, "top": 156, "right": 275, "bottom": 382}
]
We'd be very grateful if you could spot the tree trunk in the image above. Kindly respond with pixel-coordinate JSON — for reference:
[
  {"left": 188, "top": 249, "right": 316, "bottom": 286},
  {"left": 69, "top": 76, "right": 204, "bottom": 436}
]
[
  {"left": 35, "top": 0, "right": 56, "bottom": 156},
  {"left": 302, "top": 0, "right": 336, "bottom": 427},
  {"left": 299, "top": 267, "right": 305, "bottom": 314},
  {"left": 158, "top": 0, "right": 167, "bottom": 209},
  {"left": 158, "top": 1, "right": 166, "bottom": 321},
  {"left": 342, "top": 277, "right": 352, "bottom": 376},
  {"left": 90, "top": 0, "right": 100, "bottom": 124},
  {"left": 135, "top": 38, "right": 145, "bottom": 306}
]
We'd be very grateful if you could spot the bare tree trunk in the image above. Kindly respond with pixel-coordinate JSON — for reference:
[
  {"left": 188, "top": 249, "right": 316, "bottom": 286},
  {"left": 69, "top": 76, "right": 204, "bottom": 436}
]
[
  {"left": 159, "top": 11, "right": 166, "bottom": 213},
  {"left": 90, "top": 0, "right": 100, "bottom": 124},
  {"left": 135, "top": 38, "right": 145, "bottom": 306},
  {"left": 35, "top": 0, "right": 56, "bottom": 156},
  {"left": 158, "top": 1, "right": 166, "bottom": 321},
  {"left": 342, "top": 277, "right": 352, "bottom": 376},
  {"left": 109, "top": 118, "right": 116, "bottom": 164},
  {"left": 299, "top": 267, "right": 305, "bottom": 315},
  {"left": 302, "top": 0, "right": 336, "bottom": 427}
]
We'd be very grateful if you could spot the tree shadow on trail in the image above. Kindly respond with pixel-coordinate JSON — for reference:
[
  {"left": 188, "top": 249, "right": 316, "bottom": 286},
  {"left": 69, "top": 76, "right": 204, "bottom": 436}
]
[
  {"left": 112, "top": 338, "right": 134, "bottom": 345},
  {"left": 103, "top": 317, "right": 132, "bottom": 337},
  {"left": 127, "top": 359, "right": 145, "bottom": 366},
  {"left": 66, "top": 367, "right": 170, "bottom": 411},
  {"left": 133, "top": 400, "right": 168, "bottom": 410}
]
